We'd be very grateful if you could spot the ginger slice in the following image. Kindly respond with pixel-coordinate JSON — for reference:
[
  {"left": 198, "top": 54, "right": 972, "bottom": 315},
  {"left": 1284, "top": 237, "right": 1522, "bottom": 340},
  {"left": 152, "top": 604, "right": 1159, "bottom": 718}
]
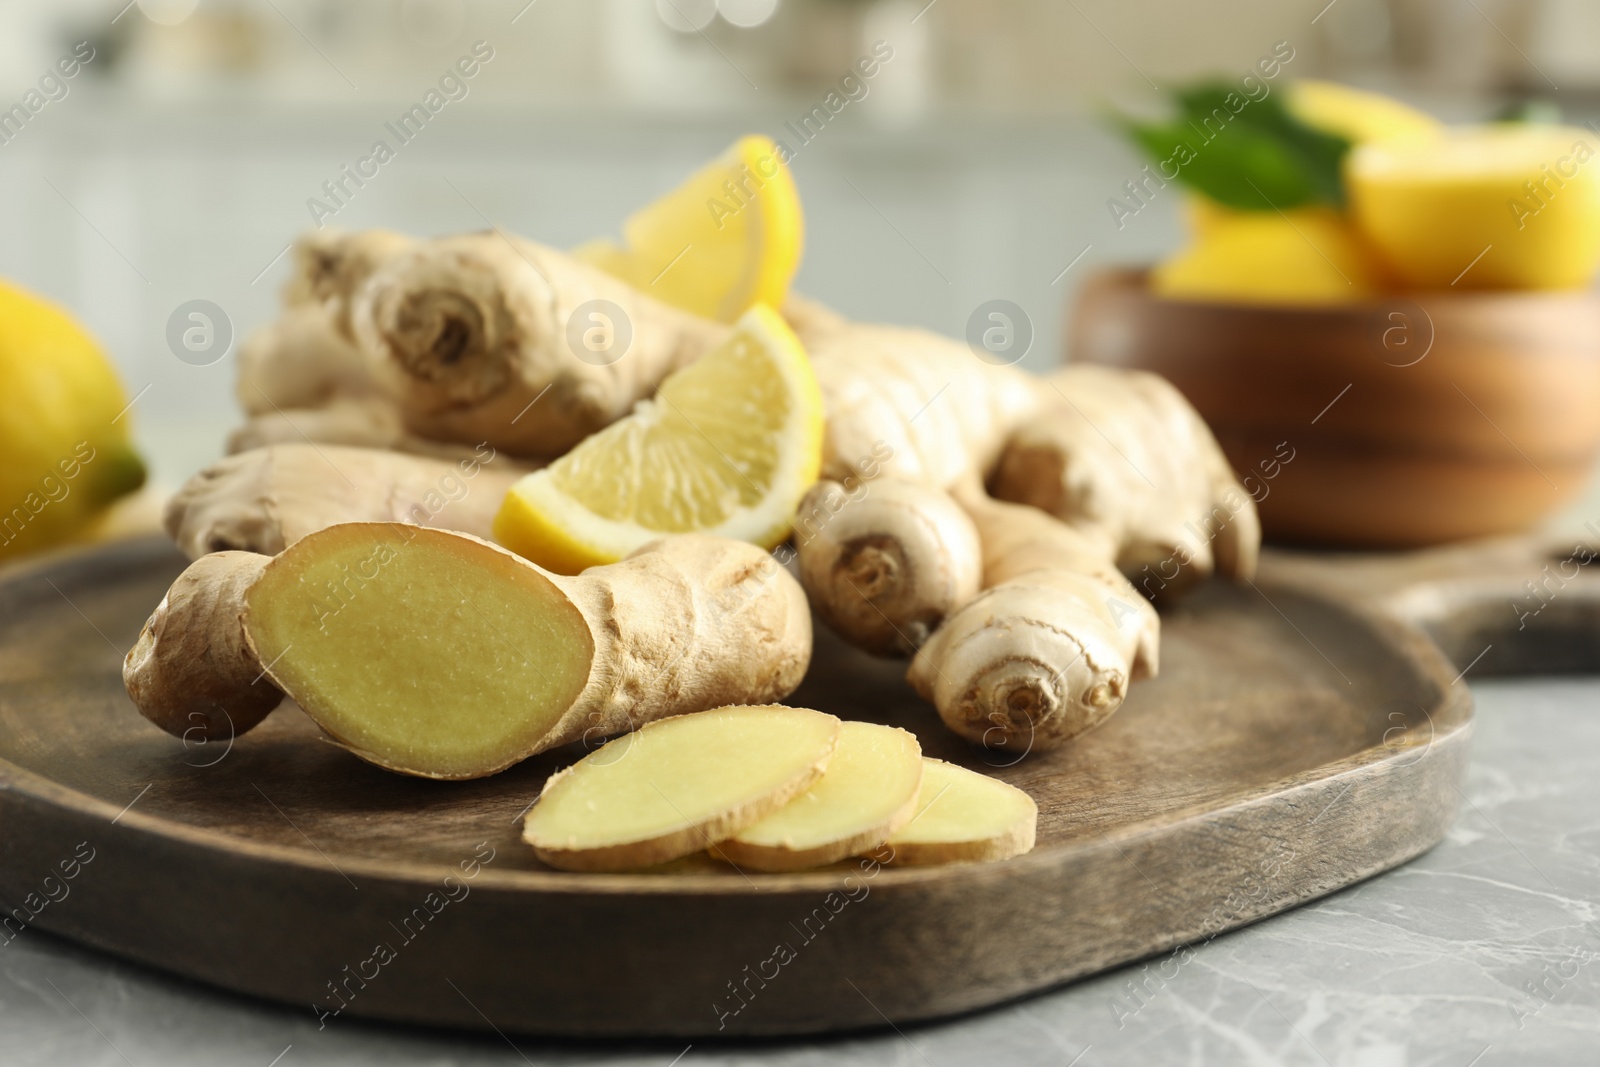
[
  {"left": 884, "top": 759, "right": 1038, "bottom": 866},
  {"left": 715, "top": 721, "right": 923, "bottom": 872},
  {"left": 523, "top": 705, "right": 841, "bottom": 872}
]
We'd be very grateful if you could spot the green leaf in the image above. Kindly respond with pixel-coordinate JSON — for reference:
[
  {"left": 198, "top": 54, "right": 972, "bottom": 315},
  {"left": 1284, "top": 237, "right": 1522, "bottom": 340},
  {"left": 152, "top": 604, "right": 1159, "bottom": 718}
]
[
  {"left": 1114, "top": 79, "right": 1353, "bottom": 211},
  {"left": 1495, "top": 98, "right": 1561, "bottom": 125}
]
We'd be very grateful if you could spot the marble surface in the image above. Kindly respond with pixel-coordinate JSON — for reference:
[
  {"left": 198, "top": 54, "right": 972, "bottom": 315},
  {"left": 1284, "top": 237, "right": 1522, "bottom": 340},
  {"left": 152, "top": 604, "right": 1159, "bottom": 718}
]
[{"left": 2, "top": 675, "right": 1597, "bottom": 1066}]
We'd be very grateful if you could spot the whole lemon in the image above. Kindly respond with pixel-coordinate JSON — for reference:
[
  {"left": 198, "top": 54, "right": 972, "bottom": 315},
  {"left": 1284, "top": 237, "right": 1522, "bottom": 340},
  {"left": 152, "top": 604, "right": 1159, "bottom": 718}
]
[
  {"left": 1287, "top": 80, "right": 1442, "bottom": 147},
  {"left": 1154, "top": 208, "right": 1386, "bottom": 307},
  {"left": 0, "top": 280, "right": 146, "bottom": 560}
]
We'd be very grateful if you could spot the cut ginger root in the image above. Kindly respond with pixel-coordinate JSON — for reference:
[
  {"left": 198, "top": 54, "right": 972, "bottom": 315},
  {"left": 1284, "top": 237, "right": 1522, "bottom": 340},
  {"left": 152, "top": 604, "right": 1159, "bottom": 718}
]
[
  {"left": 123, "top": 524, "right": 811, "bottom": 779},
  {"left": 523, "top": 705, "right": 840, "bottom": 872},
  {"left": 494, "top": 304, "right": 823, "bottom": 574},
  {"left": 884, "top": 759, "right": 1038, "bottom": 866},
  {"left": 122, "top": 551, "right": 282, "bottom": 743},
  {"left": 714, "top": 720, "right": 923, "bottom": 872}
]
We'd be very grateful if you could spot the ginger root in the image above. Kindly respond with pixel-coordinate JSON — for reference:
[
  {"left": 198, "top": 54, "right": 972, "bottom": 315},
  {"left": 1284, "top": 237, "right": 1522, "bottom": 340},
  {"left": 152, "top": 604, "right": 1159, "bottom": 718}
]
[
  {"left": 993, "top": 364, "right": 1261, "bottom": 600},
  {"left": 123, "top": 552, "right": 283, "bottom": 742},
  {"left": 350, "top": 233, "right": 728, "bottom": 457},
  {"left": 235, "top": 230, "right": 415, "bottom": 433},
  {"left": 165, "top": 444, "right": 527, "bottom": 559},
  {"left": 810, "top": 323, "right": 1044, "bottom": 489},
  {"left": 908, "top": 486, "right": 1159, "bottom": 751},
  {"left": 794, "top": 477, "right": 980, "bottom": 657},
  {"left": 124, "top": 525, "right": 811, "bottom": 779}
]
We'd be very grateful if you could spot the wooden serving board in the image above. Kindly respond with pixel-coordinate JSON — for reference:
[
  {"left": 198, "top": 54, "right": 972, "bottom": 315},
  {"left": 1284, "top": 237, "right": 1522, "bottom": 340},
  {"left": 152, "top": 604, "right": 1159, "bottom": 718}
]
[{"left": 0, "top": 535, "right": 1594, "bottom": 1038}]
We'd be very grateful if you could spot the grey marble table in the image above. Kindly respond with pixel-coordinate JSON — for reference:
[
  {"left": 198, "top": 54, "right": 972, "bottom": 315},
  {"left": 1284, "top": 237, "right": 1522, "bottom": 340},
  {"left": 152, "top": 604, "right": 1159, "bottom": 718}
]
[{"left": 2, "top": 676, "right": 1596, "bottom": 1067}]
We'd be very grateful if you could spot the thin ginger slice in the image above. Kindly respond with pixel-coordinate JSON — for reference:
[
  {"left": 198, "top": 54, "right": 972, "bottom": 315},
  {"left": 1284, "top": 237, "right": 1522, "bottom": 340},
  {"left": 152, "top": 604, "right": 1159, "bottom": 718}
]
[
  {"left": 523, "top": 705, "right": 840, "bottom": 872},
  {"left": 884, "top": 759, "right": 1038, "bottom": 865},
  {"left": 715, "top": 721, "right": 923, "bottom": 872}
]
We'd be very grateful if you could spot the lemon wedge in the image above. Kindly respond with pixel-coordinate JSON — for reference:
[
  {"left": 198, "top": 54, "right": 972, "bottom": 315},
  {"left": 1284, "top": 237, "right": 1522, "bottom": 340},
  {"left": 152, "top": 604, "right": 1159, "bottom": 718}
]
[
  {"left": 493, "top": 304, "right": 822, "bottom": 574},
  {"left": 573, "top": 135, "right": 803, "bottom": 323}
]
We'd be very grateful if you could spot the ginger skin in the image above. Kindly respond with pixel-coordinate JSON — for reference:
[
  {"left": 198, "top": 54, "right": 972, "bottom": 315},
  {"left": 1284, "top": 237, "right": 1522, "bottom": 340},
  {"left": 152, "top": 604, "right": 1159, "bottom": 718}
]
[
  {"left": 810, "top": 323, "right": 1045, "bottom": 489},
  {"left": 240, "top": 230, "right": 416, "bottom": 408},
  {"left": 794, "top": 478, "right": 981, "bottom": 658},
  {"left": 123, "top": 552, "right": 283, "bottom": 743},
  {"left": 233, "top": 230, "right": 445, "bottom": 457},
  {"left": 351, "top": 233, "right": 728, "bottom": 457},
  {"left": 123, "top": 526, "right": 812, "bottom": 779},
  {"left": 992, "top": 364, "right": 1261, "bottom": 601},
  {"left": 909, "top": 487, "right": 1159, "bottom": 751},
  {"left": 166, "top": 444, "right": 528, "bottom": 559},
  {"left": 283, "top": 228, "right": 416, "bottom": 338},
  {"left": 793, "top": 322, "right": 1049, "bottom": 657}
]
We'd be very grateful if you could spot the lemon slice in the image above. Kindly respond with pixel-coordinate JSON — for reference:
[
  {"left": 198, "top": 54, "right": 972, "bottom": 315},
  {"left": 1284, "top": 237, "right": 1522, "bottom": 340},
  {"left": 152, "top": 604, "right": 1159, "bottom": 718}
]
[
  {"left": 494, "top": 304, "right": 822, "bottom": 574},
  {"left": 573, "top": 134, "right": 803, "bottom": 323}
]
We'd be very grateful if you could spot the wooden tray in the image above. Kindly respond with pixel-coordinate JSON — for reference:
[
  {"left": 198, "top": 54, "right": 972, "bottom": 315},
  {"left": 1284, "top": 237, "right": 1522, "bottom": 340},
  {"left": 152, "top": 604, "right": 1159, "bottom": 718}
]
[{"left": 0, "top": 534, "right": 1593, "bottom": 1038}]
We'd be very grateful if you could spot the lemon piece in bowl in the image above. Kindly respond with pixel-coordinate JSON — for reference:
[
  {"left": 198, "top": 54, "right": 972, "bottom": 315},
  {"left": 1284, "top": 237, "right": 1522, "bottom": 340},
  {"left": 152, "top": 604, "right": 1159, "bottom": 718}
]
[{"left": 1349, "top": 124, "right": 1600, "bottom": 289}]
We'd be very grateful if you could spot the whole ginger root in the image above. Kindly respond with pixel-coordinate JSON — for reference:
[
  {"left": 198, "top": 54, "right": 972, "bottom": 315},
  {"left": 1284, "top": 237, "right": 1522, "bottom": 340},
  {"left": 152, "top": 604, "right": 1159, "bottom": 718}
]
[
  {"left": 909, "top": 485, "right": 1159, "bottom": 752},
  {"left": 165, "top": 444, "right": 529, "bottom": 559},
  {"left": 788, "top": 307, "right": 1248, "bottom": 753},
  {"left": 992, "top": 364, "right": 1260, "bottom": 601},
  {"left": 795, "top": 477, "right": 981, "bottom": 657},
  {"left": 350, "top": 232, "right": 728, "bottom": 457},
  {"left": 125, "top": 525, "right": 811, "bottom": 779},
  {"left": 282, "top": 228, "right": 415, "bottom": 338}
]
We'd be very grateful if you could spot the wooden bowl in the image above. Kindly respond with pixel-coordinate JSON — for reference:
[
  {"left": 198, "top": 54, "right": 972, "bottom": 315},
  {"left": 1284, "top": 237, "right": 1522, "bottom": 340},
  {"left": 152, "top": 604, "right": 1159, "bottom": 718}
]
[{"left": 1070, "top": 269, "right": 1600, "bottom": 548}]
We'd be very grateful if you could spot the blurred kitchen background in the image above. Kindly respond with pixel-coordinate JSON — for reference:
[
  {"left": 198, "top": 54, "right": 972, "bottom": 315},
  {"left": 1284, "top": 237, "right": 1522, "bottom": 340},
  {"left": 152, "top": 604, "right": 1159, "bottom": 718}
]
[{"left": 0, "top": 0, "right": 1595, "bottom": 492}]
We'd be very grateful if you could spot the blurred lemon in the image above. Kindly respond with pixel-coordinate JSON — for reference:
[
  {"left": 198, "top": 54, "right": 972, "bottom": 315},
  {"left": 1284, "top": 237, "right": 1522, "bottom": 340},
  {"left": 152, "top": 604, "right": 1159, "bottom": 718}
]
[
  {"left": 1154, "top": 208, "right": 1384, "bottom": 306},
  {"left": 1180, "top": 194, "right": 1248, "bottom": 240},
  {"left": 0, "top": 280, "right": 146, "bottom": 560},
  {"left": 494, "top": 304, "right": 822, "bottom": 574},
  {"left": 573, "top": 134, "right": 804, "bottom": 323},
  {"left": 1287, "top": 80, "right": 1442, "bottom": 146},
  {"left": 1349, "top": 124, "right": 1600, "bottom": 289}
]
